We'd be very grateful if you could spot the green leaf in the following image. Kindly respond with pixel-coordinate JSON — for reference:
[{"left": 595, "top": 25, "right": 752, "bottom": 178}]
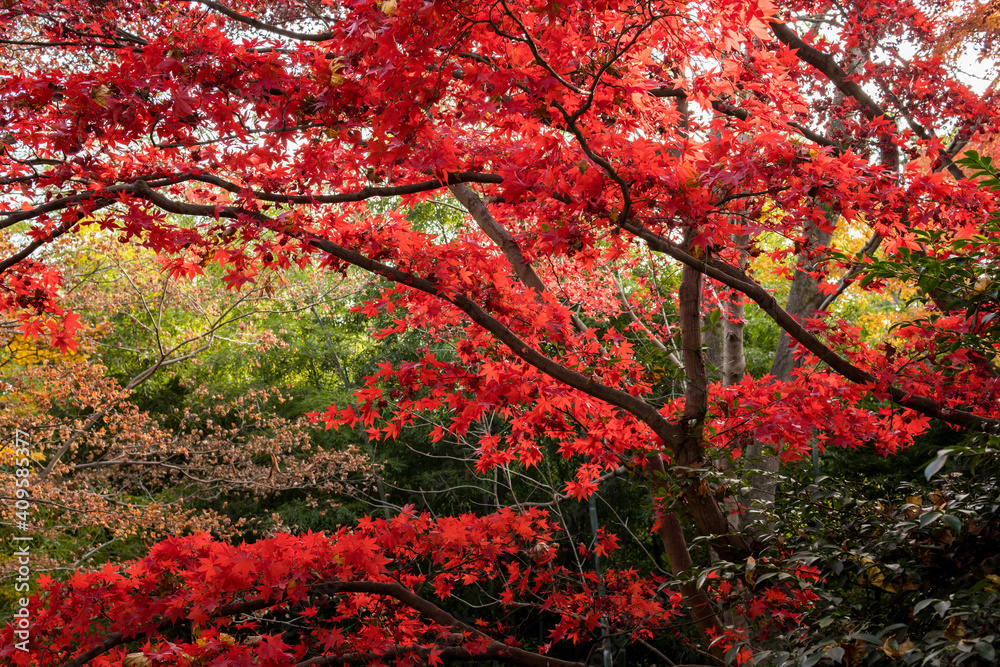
[
  {"left": 925, "top": 454, "right": 949, "bottom": 481},
  {"left": 802, "top": 652, "right": 822, "bottom": 667},
  {"left": 975, "top": 642, "right": 995, "bottom": 662},
  {"left": 756, "top": 571, "right": 778, "bottom": 584},
  {"left": 920, "top": 511, "right": 942, "bottom": 528},
  {"left": 878, "top": 624, "right": 909, "bottom": 638},
  {"left": 943, "top": 514, "right": 961, "bottom": 533}
]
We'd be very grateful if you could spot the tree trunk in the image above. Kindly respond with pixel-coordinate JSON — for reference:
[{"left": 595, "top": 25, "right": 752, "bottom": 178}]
[
  {"left": 741, "top": 215, "right": 831, "bottom": 527},
  {"left": 657, "top": 511, "right": 725, "bottom": 664},
  {"left": 702, "top": 308, "right": 723, "bottom": 384},
  {"left": 677, "top": 256, "right": 749, "bottom": 559},
  {"left": 721, "top": 242, "right": 748, "bottom": 387}
]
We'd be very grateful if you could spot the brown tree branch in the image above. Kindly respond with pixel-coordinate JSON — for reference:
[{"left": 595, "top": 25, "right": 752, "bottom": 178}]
[
  {"left": 768, "top": 22, "right": 884, "bottom": 121},
  {"left": 649, "top": 86, "right": 836, "bottom": 148},
  {"left": 624, "top": 221, "right": 1000, "bottom": 434},
  {"left": 448, "top": 183, "right": 592, "bottom": 335},
  {"left": 0, "top": 175, "right": 201, "bottom": 229},
  {"left": 179, "top": 0, "right": 334, "bottom": 41},
  {"left": 194, "top": 171, "right": 504, "bottom": 205},
  {"left": 447, "top": 183, "right": 547, "bottom": 294},
  {"left": 60, "top": 580, "right": 594, "bottom": 667},
  {"left": 0, "top": 172, "right": 501, "bottom": 234}
]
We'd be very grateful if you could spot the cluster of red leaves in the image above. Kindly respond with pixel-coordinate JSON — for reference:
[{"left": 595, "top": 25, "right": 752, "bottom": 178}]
[
  {"left": 312, "top": 259, "right": 658, "bottom": 500},
  {"left": 0, "top": 0, "right": 994, "bottom": 335},
  {"left": 1, "top": 508, "right": 682, "bottom": 666},
  {"left": 704, "top": 562, "right": 822, "bottom": 662},
  {"left": 710, "top": 369, "right": 933, "bottom": 460},
  {"left": 709, "top": 306, "right": 1000, "bottom": 461},
  {"left": 15, "top": 304, "right": 81, "bottom": 354}
]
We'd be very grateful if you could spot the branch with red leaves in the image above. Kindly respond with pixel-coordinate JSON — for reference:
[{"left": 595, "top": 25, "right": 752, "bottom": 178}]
[
  {"left": 6, "top": 511, "right": 688, "bottom": 667},
  {"left": 129, "top": 181, "right": 752, "bottom": 560},
  {"left": 624, "top": 221, "right": 1000, "bottom": 434}
]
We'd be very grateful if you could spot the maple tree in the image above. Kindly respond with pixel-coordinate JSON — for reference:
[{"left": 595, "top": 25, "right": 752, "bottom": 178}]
[{"left": 2, "top": 0, "right": 1000, "bottom": 664}]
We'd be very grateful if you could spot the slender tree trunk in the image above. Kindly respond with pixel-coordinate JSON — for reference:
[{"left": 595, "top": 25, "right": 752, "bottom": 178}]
[
  {"left": 741, "top": 51, "right": 870, "bottom": 522},
  {"left": 721, "top": 241, "right": 748, "bottom": 387},
  {"left": 658, "top": 511, "right": 725, "bottom": 664},
  {"left": 645, "top": 453, "right": 725, "bottom": 665},
  {"left": 676, "top": 256, "right": 748, "bottom": 558},
  {"left": 702, "top": 305, "right": 723, "bottom": 384},
  {"left": 717, "top": 239, "right": 748, "bottom": 533},
  {"left": 767, "top": 219, "right": 833, "bottom": 382}
]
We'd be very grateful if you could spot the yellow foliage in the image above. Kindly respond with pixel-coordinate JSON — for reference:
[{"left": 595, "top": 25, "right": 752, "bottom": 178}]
[
  {"left": 4, "top": 333, "right": 85, "bottom": 367},
  {"left": 0, "top": 446, "right": 43, "bottom": 466}
]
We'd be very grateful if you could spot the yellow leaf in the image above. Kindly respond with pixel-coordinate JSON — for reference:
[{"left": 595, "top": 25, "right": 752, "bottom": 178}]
[
  {"left": 328, "top": 56, "right": 346, "bottom": 86},
  {"left": 881, "top": 639, "right": 915, "bottom": 658},
  {"left": 944, "top": 617, "right": 969, "bottom": 641},
  {"left": 91, "top": 84, "right": 112, "bottom": 109},
  {"left": 123, "top": 654, "right": 151, "bottom": 667}
]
